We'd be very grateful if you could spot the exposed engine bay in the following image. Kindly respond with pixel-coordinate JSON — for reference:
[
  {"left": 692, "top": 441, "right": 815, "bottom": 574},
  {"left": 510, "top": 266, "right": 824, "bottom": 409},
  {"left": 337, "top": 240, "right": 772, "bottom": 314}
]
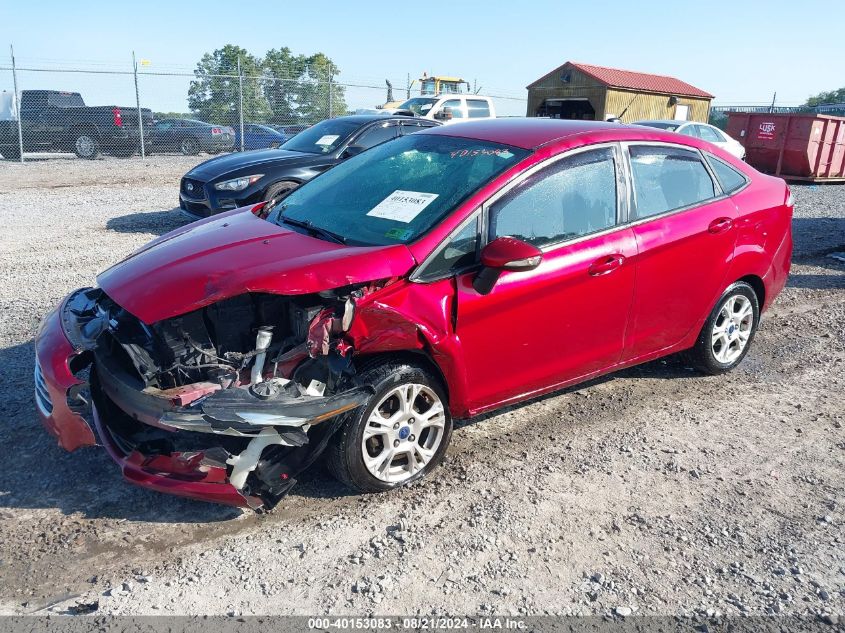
[{"left": 62, "top": 285, "right": 378, "bottom": 509}]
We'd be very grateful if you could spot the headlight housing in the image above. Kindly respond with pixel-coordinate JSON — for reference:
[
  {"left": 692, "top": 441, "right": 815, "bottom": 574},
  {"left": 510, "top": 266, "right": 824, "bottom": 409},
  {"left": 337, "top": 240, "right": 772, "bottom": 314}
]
[{"left": 214, "top": 174, "right": 263, "bottom": 191}]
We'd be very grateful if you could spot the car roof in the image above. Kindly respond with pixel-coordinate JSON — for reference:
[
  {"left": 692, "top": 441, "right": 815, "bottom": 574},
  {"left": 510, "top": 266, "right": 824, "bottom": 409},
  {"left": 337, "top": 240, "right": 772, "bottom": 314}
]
[
  {"left": 634, "top": 119, "right": 691, "bottom": 126},
  {"left": 418, "top": 118, "right": 664, "bottom": 150},
  {"left": 331, "top": 114, "right": 434, "bottom": 125}
]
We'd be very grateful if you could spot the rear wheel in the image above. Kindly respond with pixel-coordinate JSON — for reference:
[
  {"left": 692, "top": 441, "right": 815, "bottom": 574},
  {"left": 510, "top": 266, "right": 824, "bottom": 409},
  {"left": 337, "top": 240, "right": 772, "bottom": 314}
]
[
  {"left": 262, "top": 180, "right": 298, "bottom": 204},
  {"left": 180, "top": 137, "right": 200, "bottom": 155},
  {"left": 690, "top": 281, "right": 759, "bottom": 375},
  {"left": 74, "top": 132, "right": 100, "bottom": 159},
  {"left": 327, "top": 359, "right": 452, "bottom": 493}
]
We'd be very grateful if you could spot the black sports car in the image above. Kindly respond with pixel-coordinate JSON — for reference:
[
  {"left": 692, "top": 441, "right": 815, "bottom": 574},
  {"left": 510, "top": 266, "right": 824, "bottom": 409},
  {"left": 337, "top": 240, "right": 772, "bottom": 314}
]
[{"left": 179, "top": 115, "right": 439, "bottom": 218}]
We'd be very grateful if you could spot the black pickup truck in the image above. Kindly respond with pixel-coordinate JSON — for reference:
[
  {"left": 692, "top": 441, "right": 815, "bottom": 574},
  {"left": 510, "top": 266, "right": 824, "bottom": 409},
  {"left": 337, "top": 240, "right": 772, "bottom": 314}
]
[{"left": 0, "top": 90, "right": 154, "bottom": 159}]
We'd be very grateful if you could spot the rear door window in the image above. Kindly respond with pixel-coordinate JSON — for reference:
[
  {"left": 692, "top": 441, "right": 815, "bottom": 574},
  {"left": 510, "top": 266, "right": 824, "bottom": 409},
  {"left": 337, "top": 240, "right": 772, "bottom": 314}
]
[
  {"left": 628, "top": 145, "right": 716, "bottom": 219},
  {"left": 697, "top": 125, "right": 726, "bottom": 143},
  {"left": 400, "top": 122, "right": 433, "bottom": 136},
  {"left": 678, "top": 125, "right": 699, "bottom": 139},
  {"left": 706, "top": 154, "right": 748, "bottom": 193},
  {"left": 47, "top": 92, "right": 84, "bottom": 108},
  {"left": 467, "top": 99, "right": 491, "bottom": 118},
  {"left": 353, "top": 123, "right": 397, "bottom": 149},
  {"left": 489, "top": 147, "right": 619, "bottom": 248}
]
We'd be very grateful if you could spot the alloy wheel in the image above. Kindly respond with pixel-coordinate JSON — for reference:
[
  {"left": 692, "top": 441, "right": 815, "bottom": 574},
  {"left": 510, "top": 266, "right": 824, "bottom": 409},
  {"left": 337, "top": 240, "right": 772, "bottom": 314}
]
[
  {"left": 181, "top": 138, "right": 198, "bottom": 155},
  {"left": 361, "top": 383, "right": 446, "bottom": 483},
  {"left": 75, "top": 135, "right": 95, "bottom": 158},
  {"left": 711, "top": 294, "right": 754, "bottom": 364}
]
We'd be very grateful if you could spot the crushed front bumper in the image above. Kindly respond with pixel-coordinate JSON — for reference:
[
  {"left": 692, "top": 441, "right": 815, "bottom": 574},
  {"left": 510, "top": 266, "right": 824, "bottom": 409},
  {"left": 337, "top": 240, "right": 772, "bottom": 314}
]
[
  {"left": 34, "top": 303, "right": 96, "bottom": 452},
  {"left": 34, "top": 289, "right": 369, "bottom": 509}
]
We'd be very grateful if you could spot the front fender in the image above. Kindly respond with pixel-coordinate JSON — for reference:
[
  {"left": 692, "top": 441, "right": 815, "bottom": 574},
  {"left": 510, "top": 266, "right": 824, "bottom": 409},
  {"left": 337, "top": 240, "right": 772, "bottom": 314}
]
[{"left": 347, "top": 279, "right": 471, "bottom": 418}]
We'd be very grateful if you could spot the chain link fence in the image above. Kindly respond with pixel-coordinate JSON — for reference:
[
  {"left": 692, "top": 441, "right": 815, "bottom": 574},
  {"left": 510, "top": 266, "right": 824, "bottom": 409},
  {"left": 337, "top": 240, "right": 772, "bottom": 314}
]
[{"left": 0, "top": 54, "right": 528, "bottom": 162}]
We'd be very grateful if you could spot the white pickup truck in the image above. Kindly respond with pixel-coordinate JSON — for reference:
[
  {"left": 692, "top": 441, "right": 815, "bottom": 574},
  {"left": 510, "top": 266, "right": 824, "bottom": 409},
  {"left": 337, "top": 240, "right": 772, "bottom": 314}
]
[{"left": 393, "top": 94, "right": 496, "bottom": 124}]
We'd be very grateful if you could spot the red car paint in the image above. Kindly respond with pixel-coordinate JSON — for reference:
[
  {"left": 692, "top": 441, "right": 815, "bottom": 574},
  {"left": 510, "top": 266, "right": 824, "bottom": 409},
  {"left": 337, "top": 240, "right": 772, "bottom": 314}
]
[
  {"left": 93, "top": 404, "right": 260, "bottom": 508},
  {"left": 35, "top": 305, "right": 96, "bottom": 451},
  {"left": 98, "top": 207, "right": 417, "bottom": 324},
  {"left": 35, "top": 119, "right": 792, "bottom": 506}
]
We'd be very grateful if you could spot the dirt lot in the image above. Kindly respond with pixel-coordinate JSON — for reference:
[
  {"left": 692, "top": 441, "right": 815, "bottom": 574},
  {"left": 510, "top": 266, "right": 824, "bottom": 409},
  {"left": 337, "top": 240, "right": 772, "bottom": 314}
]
[{"left": 0, "top": 156, "right": 843, "bottom": 620}]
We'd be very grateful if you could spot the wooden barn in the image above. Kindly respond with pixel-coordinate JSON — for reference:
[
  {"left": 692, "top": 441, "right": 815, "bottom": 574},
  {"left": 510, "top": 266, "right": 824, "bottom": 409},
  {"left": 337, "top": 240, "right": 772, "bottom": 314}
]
[{"left": 526, "top": 61, "right": 713, "bottom": 123}]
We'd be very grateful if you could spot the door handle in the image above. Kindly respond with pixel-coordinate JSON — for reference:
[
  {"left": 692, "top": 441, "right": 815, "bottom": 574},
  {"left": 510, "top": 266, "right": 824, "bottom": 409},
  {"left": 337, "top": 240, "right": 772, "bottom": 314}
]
[
  {"left": 589, "top": 254, "right": 625, "bottom": 276},
  {"left": 708, "top": 217, "right": 734, "bottom": 234}
]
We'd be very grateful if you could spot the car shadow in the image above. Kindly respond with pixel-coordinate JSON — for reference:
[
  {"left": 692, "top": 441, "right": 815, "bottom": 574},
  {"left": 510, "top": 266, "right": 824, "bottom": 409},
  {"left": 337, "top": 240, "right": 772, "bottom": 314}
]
[
  {"left": 456, "top": 354, "right": 698, "bottom": 431},
  {"left": 105, "top": 208, "right": 192, "bottom": 237},
  {"left": 791, "top": 216, "right": 845, "bottom": 260},
  {"left": 787, "top": 272, "right": 845, "bottom": 290}
]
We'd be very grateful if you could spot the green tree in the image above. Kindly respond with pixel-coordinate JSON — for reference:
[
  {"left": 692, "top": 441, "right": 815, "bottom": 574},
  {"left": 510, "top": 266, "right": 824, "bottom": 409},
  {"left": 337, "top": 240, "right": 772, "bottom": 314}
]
[
  {"left": 262, "top": 47, "right": 308, "bottom": 125},
  {"left": 295, "top": 53, "right": 347, "bottom": 124},
  {"left": 262, "top": 50, "right": 346, "bottom": 125},
  {"left": 188, "top": 45, "right": 271, "bottom": 125},
  {"left": 804, "top": 86, "right": 845, "bottom": 107}
]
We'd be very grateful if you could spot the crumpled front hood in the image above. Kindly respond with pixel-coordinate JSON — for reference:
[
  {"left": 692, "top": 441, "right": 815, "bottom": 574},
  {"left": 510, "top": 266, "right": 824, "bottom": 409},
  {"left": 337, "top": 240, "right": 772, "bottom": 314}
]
[
  {"left": 97, "top": 209, "right": 417, "bottom": 324},
  {"left": 186, "top": 149, "right": 313, "bottom": 179}
]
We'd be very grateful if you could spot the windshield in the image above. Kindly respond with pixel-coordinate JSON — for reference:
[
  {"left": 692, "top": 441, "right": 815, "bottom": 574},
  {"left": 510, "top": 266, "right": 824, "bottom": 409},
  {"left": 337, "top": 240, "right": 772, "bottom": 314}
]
[
  {"left": 279, "top": 118, "right": 361, "bottom": 154},
  {"left": 266, "top": 134, "right": 528, "bottom": 246},
  {"left": 398, "top": 98, "right": 438, "bottom": 116},
  {"left": 635, "top": 121, "right": 680, "bottom": 131}
]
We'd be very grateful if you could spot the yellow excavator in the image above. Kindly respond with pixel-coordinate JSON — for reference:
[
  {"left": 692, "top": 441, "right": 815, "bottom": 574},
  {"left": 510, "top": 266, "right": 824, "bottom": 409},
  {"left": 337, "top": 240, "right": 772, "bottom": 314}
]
[{"left": 379, "top": 73, "right": 472, "bottom": 110}]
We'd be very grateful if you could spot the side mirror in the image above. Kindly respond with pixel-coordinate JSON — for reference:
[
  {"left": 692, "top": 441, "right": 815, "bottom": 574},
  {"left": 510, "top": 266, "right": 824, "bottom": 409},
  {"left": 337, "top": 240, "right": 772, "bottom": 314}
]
[
  {"left": 342, "top": 144, "right": 366, "bottom": 158},
  {"left": 473, "top": 236, "right": 543, "bottom": 294},
  {"left": 435, "top": 107, "right": 453, "bottom": 121}
]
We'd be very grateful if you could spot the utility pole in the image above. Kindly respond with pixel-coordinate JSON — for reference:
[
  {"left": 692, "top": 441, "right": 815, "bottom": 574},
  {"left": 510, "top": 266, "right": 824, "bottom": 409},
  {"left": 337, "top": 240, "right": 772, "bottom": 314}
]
[
  {"left": 237, "top": 56, "right": 244, "bottom": 152},
  {"left": 10, "top": 45, "right": 24, "bottom": 163},
  {"left": 132, "top": 51, "right": 145, "bottom": 158},
  {"left": 328, "top": 62, "right": 333, "bottom": 118}
]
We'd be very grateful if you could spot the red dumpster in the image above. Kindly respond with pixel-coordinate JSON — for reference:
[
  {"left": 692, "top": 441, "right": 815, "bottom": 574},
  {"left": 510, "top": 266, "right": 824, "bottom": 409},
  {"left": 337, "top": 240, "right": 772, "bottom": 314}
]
[{"left": 726, "top": 112, "right": 845, "bottom": 182}]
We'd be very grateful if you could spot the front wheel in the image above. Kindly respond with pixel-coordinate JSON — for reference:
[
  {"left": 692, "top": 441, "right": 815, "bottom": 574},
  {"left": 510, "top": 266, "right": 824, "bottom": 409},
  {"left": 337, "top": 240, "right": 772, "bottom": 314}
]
[
  {"left": 262, "top": 180, "right": 298, "bottom": 204},
  {"left": 327, "top": 359, "right": 453, "bottom": 493},
  {"left": 690, "top": 281, "right": 760, "bottom": 375}
]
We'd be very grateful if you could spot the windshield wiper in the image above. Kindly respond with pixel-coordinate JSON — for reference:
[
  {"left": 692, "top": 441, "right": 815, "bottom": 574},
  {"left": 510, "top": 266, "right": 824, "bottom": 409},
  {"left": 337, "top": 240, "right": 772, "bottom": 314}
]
[{"left": 280, "top": 216, "right": 347, "bottom": 245}]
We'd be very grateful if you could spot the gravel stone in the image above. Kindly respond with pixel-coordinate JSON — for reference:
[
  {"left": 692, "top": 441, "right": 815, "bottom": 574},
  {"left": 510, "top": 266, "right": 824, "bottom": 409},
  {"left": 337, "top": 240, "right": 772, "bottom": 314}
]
[{"left": 0, "top": 162, "right": 843, "bottom": 617}]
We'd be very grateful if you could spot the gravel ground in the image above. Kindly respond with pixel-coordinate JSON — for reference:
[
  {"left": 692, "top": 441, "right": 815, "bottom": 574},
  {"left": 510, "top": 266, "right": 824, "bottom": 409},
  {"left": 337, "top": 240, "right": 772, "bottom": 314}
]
[{"left": 0, "top": 156, "right": 843, "bottom": 621}]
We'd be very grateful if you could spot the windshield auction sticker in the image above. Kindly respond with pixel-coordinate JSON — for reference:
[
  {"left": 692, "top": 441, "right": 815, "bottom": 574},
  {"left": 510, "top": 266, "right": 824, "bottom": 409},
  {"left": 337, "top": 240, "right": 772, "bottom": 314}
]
[
  {"left": 366, "top": 190, "right": 439, "bottom": 223},
  {"left": 315, "top": 134, "right": 340, "bottom": 146}
]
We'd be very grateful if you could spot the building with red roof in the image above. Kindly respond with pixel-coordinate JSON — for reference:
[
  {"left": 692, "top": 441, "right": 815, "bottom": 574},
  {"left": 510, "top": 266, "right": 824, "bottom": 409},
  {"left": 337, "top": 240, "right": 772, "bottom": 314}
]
[{"left": 526, "top": 61, "right": 713, "bottom": 123}]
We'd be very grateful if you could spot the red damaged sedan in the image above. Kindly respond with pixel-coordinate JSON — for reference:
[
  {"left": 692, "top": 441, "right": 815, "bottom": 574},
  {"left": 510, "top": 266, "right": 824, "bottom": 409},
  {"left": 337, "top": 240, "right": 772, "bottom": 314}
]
[{"left": 35, "top": 119, "right": 792, "bottom": 509}]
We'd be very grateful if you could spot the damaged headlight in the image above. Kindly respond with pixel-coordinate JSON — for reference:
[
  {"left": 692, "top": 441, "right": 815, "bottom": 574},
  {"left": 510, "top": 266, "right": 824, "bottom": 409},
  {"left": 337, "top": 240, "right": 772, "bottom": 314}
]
[{"left": 214, "top": 174, "right": 263, "bottom": 191}]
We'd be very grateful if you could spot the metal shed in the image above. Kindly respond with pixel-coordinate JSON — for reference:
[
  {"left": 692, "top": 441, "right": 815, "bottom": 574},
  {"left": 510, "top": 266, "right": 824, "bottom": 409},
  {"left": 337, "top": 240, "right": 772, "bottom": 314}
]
[{"left": 526, "top": 62, "right": 713, "bottom": 123}]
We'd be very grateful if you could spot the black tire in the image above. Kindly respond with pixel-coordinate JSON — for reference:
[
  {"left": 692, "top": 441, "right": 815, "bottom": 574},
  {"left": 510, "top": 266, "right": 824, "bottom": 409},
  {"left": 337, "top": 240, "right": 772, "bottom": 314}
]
[
  {"left": 327, "top": 358, "right": 453, "bottom": 493},
  {"left": 689, "top": 281, "right": 760, "bottom": 375},
  {"left": 1, "top": 145, "right": 21, "bottom": 160},
  {"left": 180, "top": 137, "right": 200, "bottom": 156},
  {"left": 262, "top": 180, "right": 299, "bottom": 204},
  {"left": 73, "top": 131, "right": 101, "bottom": 159}
]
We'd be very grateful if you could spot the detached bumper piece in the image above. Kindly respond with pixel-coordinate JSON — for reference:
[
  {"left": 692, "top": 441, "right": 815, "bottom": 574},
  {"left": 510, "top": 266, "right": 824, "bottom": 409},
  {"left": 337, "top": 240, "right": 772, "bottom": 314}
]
[{"left": 35, "top": 287, "right": 370, "bottom": 510}]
